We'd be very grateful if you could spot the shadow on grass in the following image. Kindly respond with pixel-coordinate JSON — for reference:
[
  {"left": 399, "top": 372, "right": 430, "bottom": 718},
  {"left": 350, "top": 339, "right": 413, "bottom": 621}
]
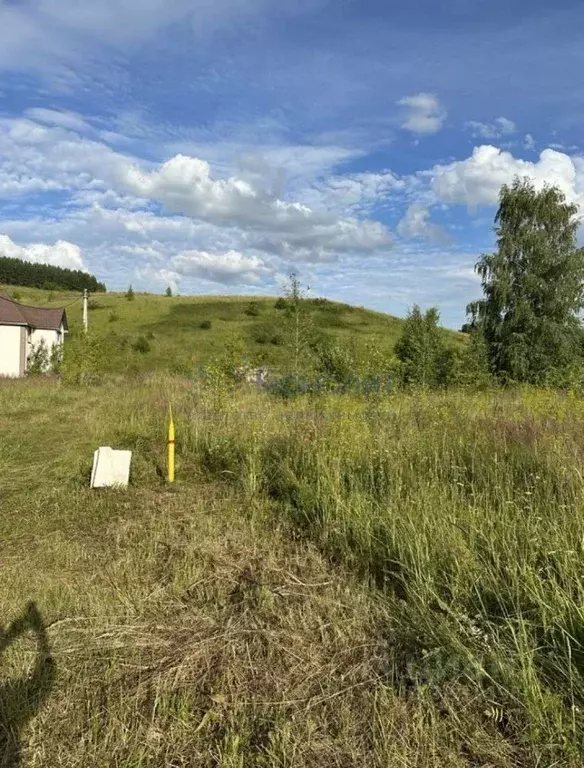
[
  {"left": 0, "top": 603, "right": 54, "bottom": 767},
  {"left": 144, "top": 300, "right": 249, "bottom": 335}
]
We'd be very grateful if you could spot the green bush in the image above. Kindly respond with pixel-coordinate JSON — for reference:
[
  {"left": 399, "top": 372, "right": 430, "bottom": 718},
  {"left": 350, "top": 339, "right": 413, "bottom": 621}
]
[
  {"left": 60, "top": 334, "right": 106, "bottom": 384},
  {"left": 245, "top": 301, "right": 260, "bottom": 317},
  {"left": 200, "top": 320, "right": 212, "bottom": 330},
  {"left": 132, "top": 336, "right": 151, "bottom": 354},
  {"left": 27, "top": 339, "right": 50, "bottom": 375},
  {"left": 274, "top": 297, "right": 287, "bottom": 310}
]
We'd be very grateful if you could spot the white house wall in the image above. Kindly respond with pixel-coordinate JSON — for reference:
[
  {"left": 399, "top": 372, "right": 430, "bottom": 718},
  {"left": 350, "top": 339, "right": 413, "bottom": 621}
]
[
  {"left": 0, "top": 324, "right": 23, "bottom": 377},
  {"left": 30, "top": 327, "right": 62, "bottom": 353}
]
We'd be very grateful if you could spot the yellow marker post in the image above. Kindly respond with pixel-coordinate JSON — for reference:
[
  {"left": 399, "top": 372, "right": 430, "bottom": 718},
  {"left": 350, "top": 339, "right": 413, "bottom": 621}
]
[{"left": 167, "top": 405, "right": 175, "bottom": 483}]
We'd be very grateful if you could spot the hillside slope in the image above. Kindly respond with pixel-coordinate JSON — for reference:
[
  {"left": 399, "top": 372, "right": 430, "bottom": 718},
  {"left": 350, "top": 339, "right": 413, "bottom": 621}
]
[{"left": 1, "top": 286, "right": 463, "bottom": 373}]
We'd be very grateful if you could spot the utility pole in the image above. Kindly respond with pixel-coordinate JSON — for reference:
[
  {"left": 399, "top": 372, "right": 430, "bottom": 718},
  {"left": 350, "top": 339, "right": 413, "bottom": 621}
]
[{"left": 83, "top": 289, "right": 88, "bottom": 333}]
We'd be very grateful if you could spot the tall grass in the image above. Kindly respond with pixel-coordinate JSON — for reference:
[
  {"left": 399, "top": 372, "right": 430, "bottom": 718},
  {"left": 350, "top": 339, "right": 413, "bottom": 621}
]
[
  {"left": 183, "top": 386, "right": 584, "bottom": 763},
  {"left": 3, "top": 376, "right": 584, "bottom": 765}
]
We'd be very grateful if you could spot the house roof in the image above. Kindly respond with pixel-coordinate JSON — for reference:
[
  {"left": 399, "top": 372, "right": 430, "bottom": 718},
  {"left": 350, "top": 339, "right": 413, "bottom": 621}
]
[{"left": 0, "top": 291, "right": 68, "bottom": 331}]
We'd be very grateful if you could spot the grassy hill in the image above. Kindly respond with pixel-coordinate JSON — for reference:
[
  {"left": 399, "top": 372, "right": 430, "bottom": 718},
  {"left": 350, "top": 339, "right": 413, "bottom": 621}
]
[{"left": 2, "top": 285, "right": 463, "bottom": 373}]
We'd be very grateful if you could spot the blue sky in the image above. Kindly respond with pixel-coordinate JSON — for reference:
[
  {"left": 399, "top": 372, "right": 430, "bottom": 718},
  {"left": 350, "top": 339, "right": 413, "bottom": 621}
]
[{"left": 0, "top": 0, "right": 583, "bottom": 327}]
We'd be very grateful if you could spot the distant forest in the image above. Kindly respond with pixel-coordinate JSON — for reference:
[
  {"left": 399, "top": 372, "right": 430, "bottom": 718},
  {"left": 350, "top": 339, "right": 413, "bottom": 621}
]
[{"left": 0, "top": 255, "right": 106, "bottom": 292}]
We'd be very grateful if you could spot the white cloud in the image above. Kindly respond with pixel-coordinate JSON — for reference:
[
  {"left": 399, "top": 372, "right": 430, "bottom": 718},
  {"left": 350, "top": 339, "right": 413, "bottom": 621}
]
[
  {"left": 524, "top": 133, "right": 536, "bottom": 151},
  {"left": 122, "top": 153, "right": 392, "bottom": 259},
  {"left": 0, "top": 0, "right": 316, "bottom": 74},
  {"left": 397, "top": 204, "right": 451, "bottom": 244},
  {"left": 430, "top": 145, "right": 584, "bottom": 209},
  {"left": 0, "top": 112, "right": 396, "bottom": 296},
  {"left": 0, "top": 233, "right": 86, "bottom": 270},
  {"left": 170, "top": 249, "right": 271, "bottom": 285},
  {"left": 0, "top": 117, "right": 134, "bottom": 198},
  {"left": 25, "top": 108, "right": 91, "bottom": 133},
  {"left": 398, "top": 93, "right": 446, "bottom": 135},
  {"left": 303, "top": 171, "right": 406, "bottom": 214},
  {"left": 465, "top": 117, "right": 517, "bottom": 139}
]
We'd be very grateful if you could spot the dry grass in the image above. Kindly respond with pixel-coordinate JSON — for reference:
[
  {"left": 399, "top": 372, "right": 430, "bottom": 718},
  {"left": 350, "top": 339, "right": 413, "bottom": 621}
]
[{"left": 2, "top": 376, "right": 583, "bottom": 765}]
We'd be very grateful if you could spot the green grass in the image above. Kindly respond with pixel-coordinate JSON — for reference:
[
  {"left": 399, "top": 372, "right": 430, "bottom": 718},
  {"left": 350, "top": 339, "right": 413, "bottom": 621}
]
[
  {"left": 2, "top": 374, "right": 584, "bottom": 765},
  {"left": 1, "top": 285, "right": 463, "bottom": 374},
  {"left": 4, "top": 286, "right": 577, "bottom": 765}
]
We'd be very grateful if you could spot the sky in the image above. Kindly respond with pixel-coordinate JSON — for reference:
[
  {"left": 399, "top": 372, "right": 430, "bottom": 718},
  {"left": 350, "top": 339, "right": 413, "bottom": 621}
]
[{"left": 1, "top": 0, "right": 584, "bottom": 327}]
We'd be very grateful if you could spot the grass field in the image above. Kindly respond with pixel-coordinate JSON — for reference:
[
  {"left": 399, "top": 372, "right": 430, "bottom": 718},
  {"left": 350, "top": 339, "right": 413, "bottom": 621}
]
[
  {"left": 2, "top": 288, "right": 583, "bottom": 766},
  {"left": 1, "top": 285, "right": 463, "bottom": 374},
  {"left": 2, "top": 369, "right": 584, "bottom": 766}
]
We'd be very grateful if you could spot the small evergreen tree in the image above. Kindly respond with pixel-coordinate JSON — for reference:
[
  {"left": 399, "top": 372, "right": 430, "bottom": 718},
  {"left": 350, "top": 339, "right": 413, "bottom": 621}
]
[
  {"left": 165, "top": 287, "right": 172, "bottom": 297},
  {"left": 468, "top": 178, "right": 584, "bottom": 384},
  {"left": 125, "top": 285, "right": 135, "bottom": 301},
  {"left": 395, "top": 305, "right": 448, "bottom": 388}
]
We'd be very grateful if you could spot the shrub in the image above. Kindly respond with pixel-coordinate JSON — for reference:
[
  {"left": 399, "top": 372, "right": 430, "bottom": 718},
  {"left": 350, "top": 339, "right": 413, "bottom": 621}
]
[
  {"left": 274, "top": 297, "right": 287, "bottom": 310},
  {"left": 165, "top": 286, "right": 172, "bottom": 297},
  {"left": 49, "top": 343, "right": 63, "bottom": 374},
  {"left": 60, "top": 334, "right": 106, "bottom": 384},
  {"left": 11, "top": 289, "right": 22, "bottom": 301},
  {"left": 132, "top": 336, "right": 151, "bottom": 354},
  {"left": 27, "top": 339, "right": 50, "bottom": 375},
  {"left": 108, "top": 310, "right": 119, "bottom": 323},
  {"left": 313, "top": 338, "right": 356, "bottom": 385},
  {"left": 253, "top": 329, "right": 270, "bottom": 345},
  {"left": 200, "top": 320, "right": 212, "bottom": 330},
  {"left": 245, "top": 301, "right": 260, "bottom": 317},
  {"left": 395, "top": 305, "right": 449, "bottom": 388},
  {"left": 125, "top": 285, "right": 135, "bottom": 301}
]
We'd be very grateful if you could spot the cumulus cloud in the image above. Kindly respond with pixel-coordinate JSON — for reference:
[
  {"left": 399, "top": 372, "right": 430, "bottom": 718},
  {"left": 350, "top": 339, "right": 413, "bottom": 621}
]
[
  {"left": 430, "top": 145, "right": 584, "bottom": 209},
  {"left": 398, "top": 93, "right": 446, "bottom": 135},
  {"left": 122, "top": 153, "right": 392, "bottom": 259},
  {"left": 397, "top": 204, "right": 452, "bottom": 244},
  {"left": 0, "top": 233, "right": 86, "bottom": 270},
  {"left": 0, "top": 117, "right": 134, "bottom": 197},
  {"left": 465, "top": 117, "right": 517, "bottom": 139},
  {"left": 170, "top": 249, "right": 271, "bottom": 285},
  {"left": 524, "top": 133, "right": 536, "bottom": 151}
]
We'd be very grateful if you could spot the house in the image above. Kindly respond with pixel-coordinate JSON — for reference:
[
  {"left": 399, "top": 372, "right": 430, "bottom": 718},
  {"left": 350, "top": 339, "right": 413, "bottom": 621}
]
[{"left": 0, "top": 291, "right": 68, "bottom": 377}]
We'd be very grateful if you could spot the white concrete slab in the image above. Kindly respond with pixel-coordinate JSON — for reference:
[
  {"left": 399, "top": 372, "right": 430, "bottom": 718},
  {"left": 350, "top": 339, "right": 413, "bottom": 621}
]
[{"left": 90, "top": 447, "right": 132, "bottom": 489}]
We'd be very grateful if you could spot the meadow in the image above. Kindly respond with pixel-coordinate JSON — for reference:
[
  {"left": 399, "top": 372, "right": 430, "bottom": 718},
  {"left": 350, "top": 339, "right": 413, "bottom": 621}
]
[
  {"left": 4, "top": 286, "right": 462, "bottom": 374},
  {"left": 1, "top": 288, "right": 583, "bottom": 766}
]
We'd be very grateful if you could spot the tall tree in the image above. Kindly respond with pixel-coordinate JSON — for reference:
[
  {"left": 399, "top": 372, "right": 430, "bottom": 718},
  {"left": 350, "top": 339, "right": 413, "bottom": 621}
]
[{"left": 468, "top": 178, "right": 584, "bottom": 384}]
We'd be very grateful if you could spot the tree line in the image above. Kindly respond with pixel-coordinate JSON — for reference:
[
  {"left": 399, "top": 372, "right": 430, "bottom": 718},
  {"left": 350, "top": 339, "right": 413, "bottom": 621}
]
[
  {"left": 0, "top": 255, "right": 106, "bottom": 293},
  {"left": 269, "top": 178, "right": 584, "bottom": 394},
  {"left": 396, "top": 178, "right": 584, "bottom": 389}
]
